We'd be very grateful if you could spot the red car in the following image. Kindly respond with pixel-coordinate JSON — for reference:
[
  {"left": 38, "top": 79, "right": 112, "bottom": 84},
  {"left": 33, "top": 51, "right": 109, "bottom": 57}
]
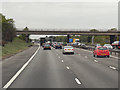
[{"left": 93, "top": 46, "right": 110, "bottom": 58}]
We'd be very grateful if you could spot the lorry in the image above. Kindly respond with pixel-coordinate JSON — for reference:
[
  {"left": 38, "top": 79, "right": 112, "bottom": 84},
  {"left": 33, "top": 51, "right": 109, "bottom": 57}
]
[
  {"left": 69, "top": 38, "right": 80, "bottom": 43},
  {"left": 69, "top": 38, "right": 73, "bottom": 43},
  {"left": 40, "top": 37, "right": 46, "bottom": 46},
  {"left": 73, "top": 38, "right": 80, "bottom": 43},
  {"left": 69, "top": 38, "right": 80, "bottom": 45}
]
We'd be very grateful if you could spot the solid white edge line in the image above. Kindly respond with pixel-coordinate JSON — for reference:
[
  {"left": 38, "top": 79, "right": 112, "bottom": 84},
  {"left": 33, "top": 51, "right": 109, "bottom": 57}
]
[
  {"left": 109, "top": 66, "right": 117, "bottom": 70},
  {"left": 3, "top": 45, "right": 40, "bottom": 88},
  {"left": 66, "top": 66, "right": 70, "bottom": 70},
  {"left": 75, "top": 78, "right": 81, "bottom": 85}
]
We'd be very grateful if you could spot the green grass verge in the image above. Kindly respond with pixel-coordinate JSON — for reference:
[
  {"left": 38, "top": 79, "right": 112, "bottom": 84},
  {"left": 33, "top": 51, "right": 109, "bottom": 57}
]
[
  {"left": 2, "top": 37, "right": 31, "bottom": 58},
  {"left": 0, "top": 46, "right": 2, "bottom": 59}
]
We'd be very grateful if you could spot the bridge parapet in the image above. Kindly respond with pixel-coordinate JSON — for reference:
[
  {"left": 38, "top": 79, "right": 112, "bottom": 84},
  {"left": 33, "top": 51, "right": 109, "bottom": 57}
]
[{"left": 16, "top": 30, "right": 120, "bottom": 36}]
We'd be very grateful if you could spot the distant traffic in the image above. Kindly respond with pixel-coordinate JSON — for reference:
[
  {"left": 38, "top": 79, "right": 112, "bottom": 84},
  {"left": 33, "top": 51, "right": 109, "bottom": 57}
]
[{"left": 38, "top": 36, "right": 120, "bottom": 58}]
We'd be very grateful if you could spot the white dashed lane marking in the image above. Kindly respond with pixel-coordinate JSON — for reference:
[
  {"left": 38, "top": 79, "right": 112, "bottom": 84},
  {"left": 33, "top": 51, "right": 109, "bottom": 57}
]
[
  {"left": 94, "top": 60, "right": 98, "bottom": 63},
  {"left": 66, "top": 66, "right": 70, "bottom": 70},
  {"left": 109, "top": 66, "right": 117, "bottom": 70},
  {"left": 75, "top": 78, "right": 81, "bottom": 85},
  {"left": 58, "top": 56, "right": 60, "bottom": 58}
]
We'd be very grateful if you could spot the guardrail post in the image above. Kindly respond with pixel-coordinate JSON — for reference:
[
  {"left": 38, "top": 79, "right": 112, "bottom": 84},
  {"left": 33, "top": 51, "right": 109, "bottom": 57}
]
[{"left": 110, "top": 51, "right": 112, "bottom": 55}]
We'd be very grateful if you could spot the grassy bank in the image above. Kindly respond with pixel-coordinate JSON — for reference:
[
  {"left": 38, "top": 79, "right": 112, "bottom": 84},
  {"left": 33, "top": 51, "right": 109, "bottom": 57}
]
[
  {"left": 0, "top": 46, "right": 1, "bottom": 59},
  {"left": 2, "top": 37, "right": 31, "bottom": 59}
]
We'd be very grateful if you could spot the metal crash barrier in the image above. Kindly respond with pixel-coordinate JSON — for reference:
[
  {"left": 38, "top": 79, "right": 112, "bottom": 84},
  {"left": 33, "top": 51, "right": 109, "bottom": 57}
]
[{"left": 72, "top": 45, "right": 120, "bottom": 56}]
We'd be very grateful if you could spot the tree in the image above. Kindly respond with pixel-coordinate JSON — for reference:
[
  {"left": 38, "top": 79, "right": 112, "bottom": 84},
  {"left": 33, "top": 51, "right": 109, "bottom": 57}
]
[
  {"left": 90, "top": 29, "right": 99, "bottom": 32},
  {"left": 108, "top": 28, "right": 117, "bottom": 31},
  {"left": 23, "top": 27, "right": 29, "bottom": 31},
  {"left": 79, "top": 35, "right": 88, "bottom": 43},
  {"left": 55, "top": 36, "right": 67, "bottom": 42},
  {"left": 1, "top": 13, "right": 16, "bottom": 46},
  {"left": 18, "top": 27, "right": 29, "bottom": 41}
]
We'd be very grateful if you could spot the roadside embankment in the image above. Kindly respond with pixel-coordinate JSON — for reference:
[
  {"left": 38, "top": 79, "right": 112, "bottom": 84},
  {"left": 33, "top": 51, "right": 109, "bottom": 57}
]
[{"left": 2, "top": 37, "right": 32, "bottom": 59}]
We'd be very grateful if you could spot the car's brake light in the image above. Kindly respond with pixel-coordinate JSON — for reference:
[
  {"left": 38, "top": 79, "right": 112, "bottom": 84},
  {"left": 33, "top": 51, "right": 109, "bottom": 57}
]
[
  {"left": 72, "top": 49, "right": 74, "bottom": 50},
  {"left": 65, "top": 49, "right": 67, "bottom": 50}
]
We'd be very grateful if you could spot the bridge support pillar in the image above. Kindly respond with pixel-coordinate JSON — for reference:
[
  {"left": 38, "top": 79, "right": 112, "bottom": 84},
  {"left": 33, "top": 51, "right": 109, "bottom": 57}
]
[
  {"left": 92, "top": 36, "right": 94, "bottom": 45},
  {"left": 110, "top": 35, "right": 117, "bottom": 44},
  {"left": 67, "top": 34, "right": 70, "bottom": 43},
  {"left": 25, "top": 34, "right": 30, "bottom": 43},
  {"left": 87, "top": 36, "right": 92, "bottom": 43},
  {"left": 118, "top": 35, "right": 120, "bottom": 41}
]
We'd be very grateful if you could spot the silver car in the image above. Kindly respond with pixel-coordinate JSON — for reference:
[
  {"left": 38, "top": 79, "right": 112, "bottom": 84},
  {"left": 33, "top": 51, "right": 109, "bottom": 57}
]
[
  {"left": 104, "top": 44, "right": 113, "bottom": 50},
  {"left": 63, "top": 46, "right": 74, "bottom": 54}
]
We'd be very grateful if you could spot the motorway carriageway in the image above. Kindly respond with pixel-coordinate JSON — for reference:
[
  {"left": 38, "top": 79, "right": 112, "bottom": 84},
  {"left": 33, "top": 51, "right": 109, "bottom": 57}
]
[{"left": 2, "top": 45, "right": 118, "bottom": 88}]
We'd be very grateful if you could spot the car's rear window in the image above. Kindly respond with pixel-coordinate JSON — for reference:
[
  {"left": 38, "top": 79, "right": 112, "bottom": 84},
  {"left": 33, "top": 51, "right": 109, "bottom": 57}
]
[
  {"left": 64, "top": 46, "right": 73, "bottom": 48},
  {"left": 104, "top": 44, "right": 111, "bottom": 46},
  {"left": 98, "top": 47, "right": 108, "bottom": 50},
  {"left": 45, "top": 44, "right": 50, "bottom": 46}
]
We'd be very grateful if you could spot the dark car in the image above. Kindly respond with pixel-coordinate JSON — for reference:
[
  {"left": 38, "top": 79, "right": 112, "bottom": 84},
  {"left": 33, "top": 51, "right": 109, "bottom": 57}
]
[
  {"left": 55, "top": 43, "right": 62, "bottom": 49},
  {"left": 42, "top": 43, "right": 45, "bottom": 47},
  {"left": 43, "top": 44, "right": 51, "bottom": 50}
]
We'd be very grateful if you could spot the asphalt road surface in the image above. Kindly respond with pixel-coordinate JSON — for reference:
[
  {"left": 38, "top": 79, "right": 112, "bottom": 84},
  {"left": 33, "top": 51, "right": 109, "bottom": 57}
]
[{"left": 2, "top": 45, "right": 118, "bottom": 88}]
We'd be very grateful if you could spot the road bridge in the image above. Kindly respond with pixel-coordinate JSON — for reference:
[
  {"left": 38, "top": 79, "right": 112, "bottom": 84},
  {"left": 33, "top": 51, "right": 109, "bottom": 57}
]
[
  {"left": 16, "top": 30, "right": 120, "bottom": 36},
  {"left": 16, "top": 29, "right": 120, "bottom": 44}
]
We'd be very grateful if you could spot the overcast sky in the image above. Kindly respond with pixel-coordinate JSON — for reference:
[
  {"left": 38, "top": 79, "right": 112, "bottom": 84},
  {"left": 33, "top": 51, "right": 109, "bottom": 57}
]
[
  {"left": 1, "top": 0, "right": 119, "bottom": 39},
  {"left": 1, "top": 0, "right": 119, "bottom": 2}
]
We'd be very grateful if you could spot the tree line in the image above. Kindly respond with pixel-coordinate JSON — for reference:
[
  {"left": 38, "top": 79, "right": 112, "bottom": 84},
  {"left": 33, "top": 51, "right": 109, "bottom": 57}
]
[
  {"left": 0, "top": 13, "right": 29, "bottom": 46},
  {"left": 0, "top": 13, "right": 16, "bottom": 46}
]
